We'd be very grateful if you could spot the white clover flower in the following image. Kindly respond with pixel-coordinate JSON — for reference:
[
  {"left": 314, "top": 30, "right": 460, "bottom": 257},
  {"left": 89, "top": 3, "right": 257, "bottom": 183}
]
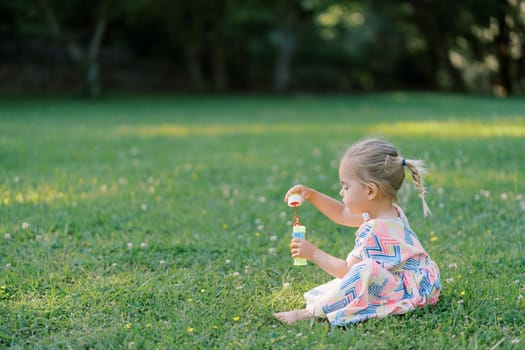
[
  {"left": 141, "top": 204, "right": 147, "bottom": 211},
  {"left": 159, "top": 260, "right": 165, "bottom": 265},
  {"left": 279, "top": 211, "right": 286, "bottom": 219},
  {"left": 225, "top": 259, "right": 231, "bottom": 264},
  {"left": 232, "top": 271, "right": 240, "bottom": 277},
  {"left": 21, "top": 222, "right": 30, "bottom": 230},
  {"left": 448, "top": 263, "right": 458, "bottom": 269},
  {"left": 283, "top": 282, "right": 290, "bottom": 289},
  {"left": 118, "top": 177, "right": 128, "bottom": 186},
  {"left": 270, "top": 235, "right": 278, "bottom": 241},
  {"left": 4, "top": 233, "right": 11, "bottom": 240},
  {"left": 511, "top": 338, "right": 520, "bottom": 344},
  {"left": 127, "top": 242, "right": 133, "bottom": 249},
  {"left": 35, "top": 235, "right": 42, "bottom": 241},
  {"left": 14, "top": 176, "right": 20, "bottom": 183},
  {"left": 100, "top": 185, "right": 108, "bottom": 192},
  {"left": 140, "top": 242, "right": 147, "bottom": 249},
  {"left": 268, "top": 248, "right": 277, "bottom": 255},
  {"left": 446, "top": 278, "right": 455, "bottom": 284},
  {"left": 500, "top": 193, "right": 508, "bottom": 201}
]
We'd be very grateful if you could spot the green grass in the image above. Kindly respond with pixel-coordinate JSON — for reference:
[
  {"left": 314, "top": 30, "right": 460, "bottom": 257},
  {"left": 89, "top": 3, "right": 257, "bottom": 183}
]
[{"left": 0, "top": 93, "right": 524, "bottom": 349}]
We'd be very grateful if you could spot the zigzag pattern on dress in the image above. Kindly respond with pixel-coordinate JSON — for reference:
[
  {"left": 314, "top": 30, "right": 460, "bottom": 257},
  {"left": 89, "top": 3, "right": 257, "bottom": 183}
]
[{"left": 363, "top": 235, "right": 401, "bottom": 266}]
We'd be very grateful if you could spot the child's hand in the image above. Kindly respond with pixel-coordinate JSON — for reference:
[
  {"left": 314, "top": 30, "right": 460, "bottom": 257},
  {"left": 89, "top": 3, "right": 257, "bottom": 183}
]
[
  {"left": 284, "top": 184, "right": 314, "bottom": 204},
  {"left": 290, "top": 238, "right": 317, "bottom": 260}
]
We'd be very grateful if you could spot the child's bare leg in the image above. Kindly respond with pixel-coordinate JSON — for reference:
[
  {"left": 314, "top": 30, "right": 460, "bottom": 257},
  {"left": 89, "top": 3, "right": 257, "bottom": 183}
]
[{"left": 273, "top": 308, "right": 312, "bottom": 324}]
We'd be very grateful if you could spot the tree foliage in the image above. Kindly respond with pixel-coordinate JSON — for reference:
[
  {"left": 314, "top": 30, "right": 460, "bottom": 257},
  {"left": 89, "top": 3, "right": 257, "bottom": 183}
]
[{"left": 1, "top": 0, "right": 523, "bottom": 96}]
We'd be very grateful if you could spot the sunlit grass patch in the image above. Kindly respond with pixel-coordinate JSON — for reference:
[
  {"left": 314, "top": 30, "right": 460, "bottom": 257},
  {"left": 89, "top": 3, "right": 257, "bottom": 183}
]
[{"left": 370, "top": 119, "right": 525, "bottom": 138}]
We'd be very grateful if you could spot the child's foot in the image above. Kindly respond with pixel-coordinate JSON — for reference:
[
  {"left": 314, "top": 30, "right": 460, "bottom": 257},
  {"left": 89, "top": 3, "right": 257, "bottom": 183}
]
[{"left": 273, "top": 309, "right": 312, "bottom": 324}]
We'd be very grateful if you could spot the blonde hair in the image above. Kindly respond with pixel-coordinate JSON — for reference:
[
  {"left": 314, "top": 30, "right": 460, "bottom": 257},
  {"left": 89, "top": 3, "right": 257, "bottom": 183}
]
[{"left": 342, "top": 137, "right": 431, "bottom": 216}]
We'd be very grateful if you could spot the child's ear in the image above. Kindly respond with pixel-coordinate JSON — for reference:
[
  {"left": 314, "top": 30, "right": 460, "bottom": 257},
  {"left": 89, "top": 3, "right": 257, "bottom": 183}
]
[{"left": 367, "top": 183, "right": 378, "bottom": 200}]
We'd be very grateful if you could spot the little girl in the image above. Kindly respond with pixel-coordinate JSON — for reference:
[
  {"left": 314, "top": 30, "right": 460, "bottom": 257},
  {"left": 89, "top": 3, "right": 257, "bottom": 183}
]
[{"left": 274, "top": 138, "right": 441, "bottom": 326}]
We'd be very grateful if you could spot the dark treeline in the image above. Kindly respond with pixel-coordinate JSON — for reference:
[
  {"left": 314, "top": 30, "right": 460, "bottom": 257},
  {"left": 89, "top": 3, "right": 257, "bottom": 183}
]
[{"left": 1, "top": 0, "right": 524, "bottom": 97}]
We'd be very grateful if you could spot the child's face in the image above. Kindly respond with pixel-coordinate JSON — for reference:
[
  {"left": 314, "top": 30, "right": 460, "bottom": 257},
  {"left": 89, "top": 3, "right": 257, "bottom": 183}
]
[{"left": 338, "top": 159, "right": 369, "bottom": 215}]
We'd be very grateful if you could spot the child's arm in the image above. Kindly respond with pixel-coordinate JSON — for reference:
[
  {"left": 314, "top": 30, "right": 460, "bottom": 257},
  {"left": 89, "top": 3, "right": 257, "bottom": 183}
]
[
  {"left": 290, "top": 238, "right": 360, "bottom": 279},
  {"left": 285, "top": 185, "right": 364, "bottom": 228}
]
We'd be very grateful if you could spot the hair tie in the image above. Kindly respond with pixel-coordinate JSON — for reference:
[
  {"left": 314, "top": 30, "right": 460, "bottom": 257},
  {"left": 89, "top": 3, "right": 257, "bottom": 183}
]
[{"left": 402, "top": 159, "right": 407, "bottom": 167}]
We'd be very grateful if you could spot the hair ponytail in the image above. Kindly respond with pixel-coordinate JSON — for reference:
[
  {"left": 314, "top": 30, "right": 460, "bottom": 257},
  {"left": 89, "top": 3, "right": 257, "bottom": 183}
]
[{"left": 403, "top": 159, "right": 431, "bottom": 216}]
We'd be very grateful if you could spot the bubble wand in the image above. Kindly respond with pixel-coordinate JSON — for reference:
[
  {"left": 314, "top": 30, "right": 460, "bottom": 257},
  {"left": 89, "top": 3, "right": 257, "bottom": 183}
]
[{"left": 287, "top": 193, "right": 307, "bottom": 266}]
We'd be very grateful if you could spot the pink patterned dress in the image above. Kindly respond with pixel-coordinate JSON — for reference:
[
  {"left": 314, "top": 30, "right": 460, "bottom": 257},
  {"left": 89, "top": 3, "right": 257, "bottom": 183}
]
[{"left": 304, "top": 205, "right": 441, "bottom": 326}]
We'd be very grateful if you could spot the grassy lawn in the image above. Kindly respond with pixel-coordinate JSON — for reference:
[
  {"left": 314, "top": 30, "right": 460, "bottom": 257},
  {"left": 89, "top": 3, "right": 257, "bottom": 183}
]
[{"left": 0, "top": 93, "right": 524, "bottom": 349}]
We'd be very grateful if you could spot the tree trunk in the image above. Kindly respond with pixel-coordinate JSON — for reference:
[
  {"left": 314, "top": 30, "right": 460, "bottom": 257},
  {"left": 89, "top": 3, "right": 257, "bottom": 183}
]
[
  {"left": 85, "top": 5, "right": 109, "bottom": 98},
  {"left": 494, "top": 6, "right": 512, "bottom": 95},
  {"left": 273, "top": 12, "right": 298, "bottom": 94},
  {"left": 211, "top": 0, "right": 228, "bottom": 92},
  {"left": 37, "top": 0, "right": 110, "bottom": 98},
  {"left": 184, "top": 3, "right": 207, "bottom": 92}
]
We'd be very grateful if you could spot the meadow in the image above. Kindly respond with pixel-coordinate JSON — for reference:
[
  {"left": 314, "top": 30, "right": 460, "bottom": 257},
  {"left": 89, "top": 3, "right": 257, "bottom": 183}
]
[{"left": 0, "top": 93, "right": 524, "bottom": 349}]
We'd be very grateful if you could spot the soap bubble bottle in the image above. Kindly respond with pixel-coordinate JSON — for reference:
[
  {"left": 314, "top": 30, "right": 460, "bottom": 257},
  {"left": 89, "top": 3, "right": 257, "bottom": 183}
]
[{"left": 287, "top": 193, "right": 307, "bottom": 266}]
